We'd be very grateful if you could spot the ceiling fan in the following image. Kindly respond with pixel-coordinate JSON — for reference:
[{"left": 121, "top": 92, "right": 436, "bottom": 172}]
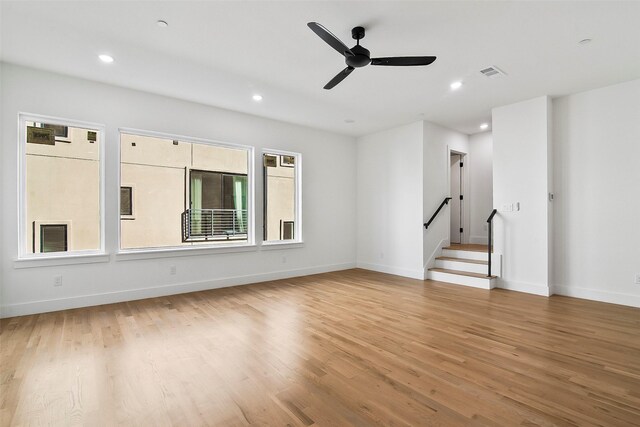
[{"left": 307, "top": 22, "right": 437, "bottom": 90}]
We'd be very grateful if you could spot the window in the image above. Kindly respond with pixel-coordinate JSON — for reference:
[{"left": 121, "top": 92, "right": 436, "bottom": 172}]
[
  {"left": 43, "top": 123, "right": 69, "bottom": 139},
  {"left": 120, "top": 187, "right": 133, "bottom": 216},
  {"left": 120, "top": 131, "right": 252, "bottom": 250},
  {"left": 19, "top": 114, "right": 104, "bottom": 257},
  {"left": 281, "top": 221, "right": 294, "bottom": 240},
  {"left": 263, "top": 151, "right": 301, "bottom": 243},
  {"left": 40, "top": 224, "right": 68, "bottom": 253},
  {"left": 188, "top": 171, "right": 248, "bottom": 239}
]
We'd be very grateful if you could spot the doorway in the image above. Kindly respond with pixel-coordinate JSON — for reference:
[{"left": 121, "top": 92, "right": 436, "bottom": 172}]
[{"left": 450, "top": 153, "right": 464, "bottom": 244}]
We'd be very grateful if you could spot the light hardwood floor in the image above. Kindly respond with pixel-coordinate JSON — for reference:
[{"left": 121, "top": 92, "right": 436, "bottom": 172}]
[{"left": 1, "top": 269, "right": 639, "bottom": 426}]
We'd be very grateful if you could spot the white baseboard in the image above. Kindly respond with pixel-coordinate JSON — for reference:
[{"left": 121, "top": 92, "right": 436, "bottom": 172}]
[
  {"left": 554, "top": 285, "right": 640, "bottom": 308},
  {"left": 0, "top": 262, "right": 356, "bottom": 318},
  {"left": 496, "top": 278, "right": 551, "bottom": 296},
  {"left": 469, "top": 235, "right": 488, "bottom": 245},
  {"left": 356, "top": 262, "right": 424, "bottom": 280}
]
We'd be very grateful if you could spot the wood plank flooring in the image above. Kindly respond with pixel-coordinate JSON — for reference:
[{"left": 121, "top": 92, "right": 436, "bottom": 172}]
[{"left": 1, "top": 269, "right": 640, "bottom": 426}]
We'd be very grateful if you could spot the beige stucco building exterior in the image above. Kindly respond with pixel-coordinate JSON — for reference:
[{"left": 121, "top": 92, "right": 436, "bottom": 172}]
[
  {"left": 26, "top": 123, "right": 101, "bottom": 253},
  {"left": 265, "top": 159, "right": 296, "bottom": 241}
]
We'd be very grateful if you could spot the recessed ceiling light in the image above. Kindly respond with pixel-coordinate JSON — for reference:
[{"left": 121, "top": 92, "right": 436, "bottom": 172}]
[
  {"left": 480, "top": 123, "right": 489, "bottom": 130},
  {"left": 98, "top": 54, "right": 114, "bottom": 63},
  {"left": 157, "top": 20, "right": 169, "bottom": 28},
  {"left": 450, "top": 81, "right": 463, "bottom": 90},
  {"left": 345, "top": 119, "right": 355, "bottom": 124},
  {"left": 252, "top": 94, "right": 263, "bottom": 101},
  {"left": 578, "top": 38, "right": 592, "bottom": 45}
]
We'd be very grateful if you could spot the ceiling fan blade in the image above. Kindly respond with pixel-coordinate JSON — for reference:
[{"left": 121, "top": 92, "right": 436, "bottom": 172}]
[
  {"left": 307, "top": 22, "right": 354, "bottom": 57},
  {"left": 324, "top": 67, "right": 355, "bottom": 90},
  {"left": 370, "top": 56, "right": 437, "bottom": 66}
]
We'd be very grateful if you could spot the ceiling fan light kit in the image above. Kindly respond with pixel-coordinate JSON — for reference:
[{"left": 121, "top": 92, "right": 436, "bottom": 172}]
[{"left": 307, "top": 22, "right": 437, "bottom": 90}]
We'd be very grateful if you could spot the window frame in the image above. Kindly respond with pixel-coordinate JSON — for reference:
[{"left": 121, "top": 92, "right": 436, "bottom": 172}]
[
  {"left": 117, "top": 127, "right": 256, "bottom": 254},
  {"left": 262, "top": 149, "right": 303, "bottom": 246},
  {"left": 17, "top": 113, "right": 106, "bottom": 260}
]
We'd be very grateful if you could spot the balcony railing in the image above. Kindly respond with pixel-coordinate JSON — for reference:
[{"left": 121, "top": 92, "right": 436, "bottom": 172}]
[{"left": 182, "top": 208, "right": 248, "bottom": 242}]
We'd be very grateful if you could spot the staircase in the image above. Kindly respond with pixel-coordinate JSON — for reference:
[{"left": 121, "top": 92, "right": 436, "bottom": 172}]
[{"left": 427, "top": 244, "right": 498, "bottom": 289}]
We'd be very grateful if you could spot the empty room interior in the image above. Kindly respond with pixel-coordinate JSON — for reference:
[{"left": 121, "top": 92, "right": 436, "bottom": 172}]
[{"left": 1, "top": 1, "right": 640, "bottom": 425}]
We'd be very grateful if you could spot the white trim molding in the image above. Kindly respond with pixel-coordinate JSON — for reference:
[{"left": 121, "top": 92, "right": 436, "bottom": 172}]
[
  {"left": 0, "top": 262, "right": 356, "bottom": 318},
  {"left": 554, "top": 286, "right": 640, "bottom": 308},
  {"left": 14, "top": 252, "right": 110, "bottom": 269},
  {"left": 496, "top": 278, "right": 551, "bottom": 296}
]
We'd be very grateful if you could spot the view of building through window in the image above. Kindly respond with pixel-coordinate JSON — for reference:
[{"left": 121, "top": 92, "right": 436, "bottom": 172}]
[
  {"left": 24, "top": 120, "right": 101, "bottom": 254},
  {"left": 264, "top": 153, "right": 298, "bottom": 242},
  {"left": 22, "top": 120, "right": 302, "bottom": 256},
  {"left": 120, "top": 133, "right": 250, "bottom": 249}
]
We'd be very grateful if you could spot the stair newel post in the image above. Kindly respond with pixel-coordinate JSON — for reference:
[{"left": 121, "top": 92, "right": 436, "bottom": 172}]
[{"left": 486, "top": 209, "right": 497, "bottom": 278}]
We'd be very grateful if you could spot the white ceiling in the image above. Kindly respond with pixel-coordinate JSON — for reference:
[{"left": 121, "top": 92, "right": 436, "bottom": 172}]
[{"left": 2, "top": 1, "right": 640, "bottom": 137}]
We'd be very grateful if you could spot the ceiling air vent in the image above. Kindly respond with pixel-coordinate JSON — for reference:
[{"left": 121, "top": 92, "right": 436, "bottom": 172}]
[{"left": 480, "top": 66, "right": 506, "bottom": 78}]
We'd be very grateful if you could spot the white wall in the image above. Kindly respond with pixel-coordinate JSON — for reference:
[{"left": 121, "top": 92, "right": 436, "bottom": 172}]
[
  {"left": 492, "top": 96, "right": 552, "bottom": 296},
  {"left": 356, "top": 120, "right": 469, "bottom": 280},
  {"left": 0, "top": 63, "right": 357, "bottom": 317},
  {"left": 356, "top": 121, "right": 424, "bottom": 279},
  {"left": 0, "top": 63, "right": 4, "bottom": 294},
  {"left": 423, "top": 122, "right": 469, "bottom": 271},
  {"left": 553, "top": 79, "right": 640, "bottom": 307},
  {"left": 468, "top": 131, "right": 493, "bottom": 244}
]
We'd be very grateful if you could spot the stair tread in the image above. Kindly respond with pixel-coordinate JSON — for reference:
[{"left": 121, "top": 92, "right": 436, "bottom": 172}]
[
  {"left": 436, "top": 256, "right": 488, "bottom": 265},
  {"left": 443, "top": 244, "right": 493, "bottom": 253},
  {"left": 429, "top": 267, "right": 497, "bottom": 279}
]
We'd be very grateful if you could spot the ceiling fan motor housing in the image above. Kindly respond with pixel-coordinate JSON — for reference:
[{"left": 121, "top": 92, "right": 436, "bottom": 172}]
[{"left": 346, "top": 45, "right": 371, "bottom": 68}]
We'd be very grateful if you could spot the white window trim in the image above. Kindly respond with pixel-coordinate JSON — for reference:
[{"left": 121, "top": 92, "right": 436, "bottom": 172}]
[
  {"left": 261, "top": 148, "right": 303, "bottom": 246},
  {"left": 17, "top": 113, "right": 106, "bottom": 261},
  {"left": 117, "top": 127, "right": 256, "bottom": 254},
  {"left": 14, "top": 253, "right": 111, "bottom": 269},
  {"left": 260, "top": 241, "right": 305, "bottom": 250},
  {"left": 115, "top": 243, "right": 258, "bottom": 261}
]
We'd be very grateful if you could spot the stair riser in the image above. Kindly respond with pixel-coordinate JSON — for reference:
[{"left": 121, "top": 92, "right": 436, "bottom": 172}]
[
  {"left": 428, "top": 271, "right": 496, "bottom": 290},
  {"left": 435, "top": 260, "right": 487, "bottom": 274},
  {"left": 442, "top": 249, "right": 488, "bottom": 261}
]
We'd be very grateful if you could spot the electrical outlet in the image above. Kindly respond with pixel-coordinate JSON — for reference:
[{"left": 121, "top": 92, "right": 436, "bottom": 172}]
[
  {"left": 169, "top": 266, "right": 176, "bottom": 275},
  {"left": 54, "top": 275, "right": 62, "bottom": 287},
  {"left": 282, "top": 256, "right": 287, "bottom": 264},
  {"left": 635, "top": 274, "right": 640, "bottom": 285}
]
